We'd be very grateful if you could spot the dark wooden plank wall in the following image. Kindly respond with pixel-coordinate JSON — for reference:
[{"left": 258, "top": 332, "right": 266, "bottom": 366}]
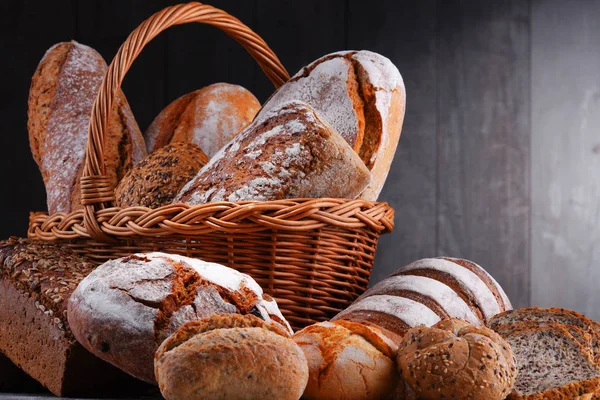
[{"left": 1, "top": 0, "right": 599, "bottom": 314}]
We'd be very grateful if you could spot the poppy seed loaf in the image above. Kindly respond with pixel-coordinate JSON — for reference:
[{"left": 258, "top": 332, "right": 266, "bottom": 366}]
[
  {"left": 174, "top": 100, "right": 371, "bottom": 204},
  {"left": 115, "top": 142, "right": 208, "bottom": 208}
]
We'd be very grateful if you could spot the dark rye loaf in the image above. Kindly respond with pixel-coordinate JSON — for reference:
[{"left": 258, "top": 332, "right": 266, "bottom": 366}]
[{"left": 0, "top": 237, "right": 151, "bottom": 397}]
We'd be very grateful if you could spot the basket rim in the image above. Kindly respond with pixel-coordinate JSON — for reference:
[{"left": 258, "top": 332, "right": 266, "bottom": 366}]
[{"left": 28, "top": 198, "right": 395, "bottom": 242}]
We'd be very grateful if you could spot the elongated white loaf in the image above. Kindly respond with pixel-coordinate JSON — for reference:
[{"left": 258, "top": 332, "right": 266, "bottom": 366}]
[
  {"left": 333, "top": 257, "right": 512, "bottom": 343},
  {"left": 257, "top": 50, "right": 405, "bottom": 201}
]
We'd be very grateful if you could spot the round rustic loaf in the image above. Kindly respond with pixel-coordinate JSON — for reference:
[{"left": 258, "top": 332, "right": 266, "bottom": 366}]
[
  {"left": 114, "top": 142, "right": 208, "bottom": 208},
  {"left": 174, "top": 100, "right": 371, "bottom": 204},
  {"left": 155, "top": 314, "right": 308, "bottom": 400},
  {"left": 332, "top": 257, "right": 512, "bottom": 343},
  {"left": 67, "top": 252, "right": 291, "bottom": 383},
  {"left": 292, "top": 319, "right": 399, "bottom": 400},
  {"left": 145, "top": 83, "right": 261, "bottom": 156},
  {"left": 257, "top": 50, "right": 405, "bottom": 201},
  {"left": 27, "top": 41, "right": 146, "bottom": 214},
  {"left": 397, "top": 318, "right": 517, "bottom": 400}
]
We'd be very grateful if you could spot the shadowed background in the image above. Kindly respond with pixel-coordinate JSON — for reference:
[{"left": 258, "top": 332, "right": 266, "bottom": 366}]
[{"left": 0, "top": 1, "right": 599, "bottom": 317}]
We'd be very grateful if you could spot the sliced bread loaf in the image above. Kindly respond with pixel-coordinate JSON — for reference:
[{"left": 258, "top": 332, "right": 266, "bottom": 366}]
[{"left": 500, "top": 323, "right": 600, "bottom": 399}]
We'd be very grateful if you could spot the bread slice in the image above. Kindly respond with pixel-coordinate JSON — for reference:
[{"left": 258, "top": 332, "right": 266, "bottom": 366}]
[
  {"left": 500, "top": 323, "right": 600, "bottom": 399},
  {"left": 489, "top": 307, "right": 600, "bottom": 360}
]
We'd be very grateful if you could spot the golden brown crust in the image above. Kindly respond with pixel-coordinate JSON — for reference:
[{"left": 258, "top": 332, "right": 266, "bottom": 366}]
[
  {"left": 145, "top": 83, "right": 261, "bottom": 156},
  {"left": 155, "top": 314, "right": 307, "bottom": 400},
  {"left": 293, "top": 320, "right": 399, "bottom": 400},
  {"left": 397, "top": 318, "right": 517, "bottom": 400},
  {"left": 114, "top": 142, "right": 208, "bottom": 208}
]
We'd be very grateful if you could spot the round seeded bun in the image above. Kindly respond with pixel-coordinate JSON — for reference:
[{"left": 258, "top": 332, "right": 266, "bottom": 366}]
[
  {"left": 293, "top": 320, "right": 399, "bottom": 400},
  {"left": 154, "top": 314, "right": 308, "bottom": 400},
  {"left": 114, "top": 142, "right": 208, "bottom": 208},
  {"left": 397, "top": 318, "right": 517, "bottom": 400}
]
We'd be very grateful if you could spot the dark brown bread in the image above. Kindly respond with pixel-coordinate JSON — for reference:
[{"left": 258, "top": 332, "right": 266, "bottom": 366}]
[
  {"left": 27, "top": 41, "right": 146, "bottom": 214},
  {"left": 0, "top": 237, "right": 151, "bottom": 397},
  {"left": 115, "top": 142, "right": 209, "bottom": 208},
  {"left": 174, "top": 100, "right": 371, "bottom": 204},
  {"left": 68, "top": 252, "right": 292, "bottom": 383},
  {"left": 0, "top": 353, "right": 44, "bottom": 393}
]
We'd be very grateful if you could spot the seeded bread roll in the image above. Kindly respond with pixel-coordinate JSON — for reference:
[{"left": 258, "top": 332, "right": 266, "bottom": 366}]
[
  {"left": 333, "top": 257, "right": 512, "bottom": 343},
  {"left": 145, "top": 83, "right": 261, "bottom": 156},
  {"left": 293, "top": 320, "right": 399, "bottom": 400},
  {"left": 27, "top": 41, "right": 146, "bottom": 214},
  {"left": 155, "top": 314, "right": 308, "bottom": 400},
  {"left": 0, "top": 237, "right": 150, "bottom": 397},
  {"left": 397, "top": 318, "right": 517, "bottom": 400},
  {"left": 258, "top": 50, "right": 405, "bottom": 201},
  {"left": 67, "top": 252, "right": 292, "bottom": 383},
  {"left": 174, "top": 100, "right": 371, "bottom": 204},
  {"left": 115, "top": 142, "right": 208, "bottom": 208}
]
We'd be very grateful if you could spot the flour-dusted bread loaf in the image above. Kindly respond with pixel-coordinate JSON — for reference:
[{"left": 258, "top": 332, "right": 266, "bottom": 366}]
[
  {"left": 258, "top": 50, "right": 405, "bottom": 201},
  {"left": 499, "top": 323, "right": 600, "bottom": 399},
  {"left": 155, "top": 314, "right": 308, "bottom": 400},
  {"left": 67, "top": 252, "right": 292, "bottom": 384},
  {"left": 27, "top": 41, "right": 146, "bottom": 214},
  {"left": 115, "top": 142, "right": 209, "bottom": 208},
  {"left": 174, "top": 100, "right": 371, "bottom": 204},
  {"left": 0, "top": 238, "right": 150, "bottom": 397},
  {"left": 397, "top": 319, "right": 517, "bottom": 400},
  {"left": 332, "top": 257, "right": 512, "bottom": 343},
  {"left": 292, "top": 319, "right": 399, "bottom": 400},
  {"left": 145, "top": 83, "right": 261, "bottom": 156}
]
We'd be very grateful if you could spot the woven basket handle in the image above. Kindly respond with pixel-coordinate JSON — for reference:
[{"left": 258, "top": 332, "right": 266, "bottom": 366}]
[{"left": 81, "top": 2, "right": 290, "bottom": 241}]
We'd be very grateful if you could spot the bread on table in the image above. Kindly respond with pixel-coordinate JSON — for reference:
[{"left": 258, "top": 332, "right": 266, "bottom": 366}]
[
  {"left": 332, "top": 257, "right": 512, "bottom": 343},
  {"left": 292, "top": 319, "right": 399, "bottom": 400},
  {"left": 174, "top": 100, "right": 371, "bottom": 204},
  {"left": 497, "top": 323, "right": 600, "bottom": 399},
  {"left": 145, "top": 83, "right": 261, "bottom": 156},
  {"left": 155, "top": 314, "right": 308, "bottom": 400},
  {"left": 257, "top": 50, "right": 405, "bottom": 201},
  {"left": 0, "top": 237, "right": 151, "bottom": 397},
  {"left": 67, "top": 252, "right": 292, "bottom": 384},
  {"left": 27, "top": 41, "right": 146, "bottom": 214},
  {"left": 397, "top": 318, "right": 517, "bottom": 400},
  {"left": 115, "top": 142, "right": 209, "bottom": 208}
]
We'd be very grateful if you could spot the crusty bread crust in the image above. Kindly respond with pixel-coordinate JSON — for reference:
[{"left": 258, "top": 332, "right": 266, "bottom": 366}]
[{"left": 155, "top": 314, "right": 307, "bottom": 400}]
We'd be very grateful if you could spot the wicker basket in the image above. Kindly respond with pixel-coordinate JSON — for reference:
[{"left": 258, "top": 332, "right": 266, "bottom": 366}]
[{"left": 27, "top": 2, "right": 395, "bottom": 330}]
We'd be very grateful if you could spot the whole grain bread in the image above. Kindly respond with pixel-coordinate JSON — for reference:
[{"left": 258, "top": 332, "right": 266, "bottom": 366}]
[
  {"left": 145, "top": 83, "right": 261, "bottom": 156},
  {"left": 155, "top": 314, "right": 307, "bottom": 400},
  {"left": 27, "top": 41, "right": 146, "bottom": 214},
  {"left": 0, "top": 237, "right": 151, "bottom": 397},
  {"left": 115, "top": 142, "right": 208, "bottom": 208},
  {"left": 67, "top": 252, "right": 292, "bottom": 384},
  {"left": 397, "top": 318, "right": 517, "bottom": 400},
  {"left": 332, "top": 257, "right": 512, "bottom": 343},
  {"left": 257, "top": 50, "right": 406, "bottom": 201},
  {"left": 174, "top": 100, "right": 371, "bottom": 204},
  {"left": 499, "top": 323, "right": 600, "bottom": 399}
]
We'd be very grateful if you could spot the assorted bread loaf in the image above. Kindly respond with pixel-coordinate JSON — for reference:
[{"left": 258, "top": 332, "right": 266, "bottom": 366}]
[
  {"left": 155, "top": 314, "right": 308, "bottom": 400},
  {"left": 174, "top": 100, "right": 372, "bottom": 204},
  {"left": 145, "top": 83, "right": 261, "bottom": 156},
  {"left": 67, "top": 252, "right": 291, "bottom": 383},
  {"left": 0, "top": 237, "right": 152, "bottom": 397},
  {"left": 28, "top": 41, "right": 146, "bottom": 214}
]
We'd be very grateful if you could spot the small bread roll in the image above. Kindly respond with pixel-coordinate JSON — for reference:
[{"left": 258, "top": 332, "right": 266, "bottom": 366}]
[
  {"left": 293, "top": 320, "right": 399, "bottom": 400},
  {"left": 114, "top": 142, "right": 208, "bottom": 208},
  {"left": 397, "top": 318, "right": 517, "bottom": 400},
  {"left": 145, "top": 83, "right": 261, "bottom": 156},
  {"left": 155, "top": 314, "right": 308, "bottom": 400}
]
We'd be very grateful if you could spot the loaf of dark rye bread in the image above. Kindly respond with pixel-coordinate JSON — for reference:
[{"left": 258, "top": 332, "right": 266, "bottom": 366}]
[
  {"left": 27, "top": 41, "right": 146, "bottom": 214},
  {"left": 332, "top": 257, "right": 512, "bottom": 343},
  {"left": 0, "top": 237, "right": 151, "bottom": 397},
  {"left": 174, "top": 100, "right": 371, "bottom": 204},
  {"left": 67, "top": 252, "right": 292, "bottom": 383}
]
